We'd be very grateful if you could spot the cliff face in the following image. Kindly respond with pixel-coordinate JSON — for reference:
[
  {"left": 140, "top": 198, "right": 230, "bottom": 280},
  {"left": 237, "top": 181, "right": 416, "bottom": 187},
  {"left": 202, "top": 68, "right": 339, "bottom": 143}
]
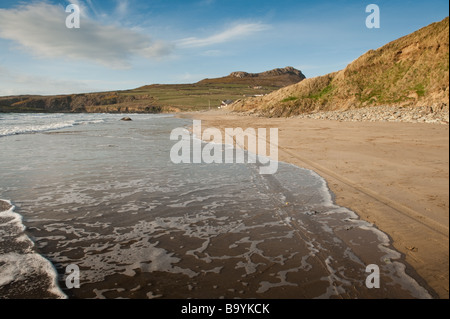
[
  {"left": 231, "top": 18, "right": 449, "bottom": 117},
  {"left": 0, "top": 92, "right": 169, "bottom": 113}
]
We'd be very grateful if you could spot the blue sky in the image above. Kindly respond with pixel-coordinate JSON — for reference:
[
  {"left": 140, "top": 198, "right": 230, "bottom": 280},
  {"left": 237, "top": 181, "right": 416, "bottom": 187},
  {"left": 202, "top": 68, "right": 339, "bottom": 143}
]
[{"left": 0, "top": 0, "right": 448, "bottom": 95}]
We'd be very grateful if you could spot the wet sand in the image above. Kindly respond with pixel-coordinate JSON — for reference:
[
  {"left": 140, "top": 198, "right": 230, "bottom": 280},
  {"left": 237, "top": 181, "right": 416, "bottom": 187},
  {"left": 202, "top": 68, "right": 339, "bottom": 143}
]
[
  {"left": 180, "top": 109, "right": 450, "bottom": 298},
  {"left": 0, "top": 201, "right": 11, "bottom": 212}
]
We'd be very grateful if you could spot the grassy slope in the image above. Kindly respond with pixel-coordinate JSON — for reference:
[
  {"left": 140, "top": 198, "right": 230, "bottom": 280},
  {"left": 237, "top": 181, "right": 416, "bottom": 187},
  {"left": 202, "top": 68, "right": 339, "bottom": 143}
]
[
  {"left": 122, "top": 83, "right": 280, "bottom": 111},
  {"left": 232, "top": 17, "right": 449, "bottom": 117}
]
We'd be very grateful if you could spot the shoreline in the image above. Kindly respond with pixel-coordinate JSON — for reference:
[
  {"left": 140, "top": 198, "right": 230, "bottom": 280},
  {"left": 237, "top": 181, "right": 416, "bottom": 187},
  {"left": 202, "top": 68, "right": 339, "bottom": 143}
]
[
  {"left": 0, "top": 199, "right": 67, "bottom": 299},
  {"left": 179, "top": 109, "right": 449, "bottom": 298}
]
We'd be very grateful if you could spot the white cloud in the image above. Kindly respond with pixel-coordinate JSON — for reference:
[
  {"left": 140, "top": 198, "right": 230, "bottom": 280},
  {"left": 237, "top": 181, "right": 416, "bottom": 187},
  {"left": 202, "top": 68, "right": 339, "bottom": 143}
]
[
  {"left": 0, "top": 65, "right": 91, "bottom": 96},
  {"left": 0, "top": 2, "right": 173, "bottom": 68},
  {"left": 178, "top": 23, "right": 270, "bottom": 48}
]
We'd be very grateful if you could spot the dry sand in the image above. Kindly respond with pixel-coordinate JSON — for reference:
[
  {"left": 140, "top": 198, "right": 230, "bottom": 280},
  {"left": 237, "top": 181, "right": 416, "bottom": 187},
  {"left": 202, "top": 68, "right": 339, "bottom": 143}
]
[{"left": 179, "top": 109, "right": 449, "bottom": 299}]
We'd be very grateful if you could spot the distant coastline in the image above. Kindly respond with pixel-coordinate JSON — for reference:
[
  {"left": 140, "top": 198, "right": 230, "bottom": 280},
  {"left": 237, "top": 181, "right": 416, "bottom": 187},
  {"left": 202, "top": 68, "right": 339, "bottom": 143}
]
[{"left": 0, "top": 67, "right": 305, "bottom": 114}]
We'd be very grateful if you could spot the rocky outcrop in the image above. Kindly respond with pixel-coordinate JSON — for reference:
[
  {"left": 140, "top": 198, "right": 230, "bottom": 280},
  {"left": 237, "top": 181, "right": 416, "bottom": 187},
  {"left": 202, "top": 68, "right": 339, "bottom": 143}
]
[
  {"left": 229, "top": 71, "right": 253, "bottom": 78},
  {"left": 198, "top": 66, "right": 306, "bottom": 87},
  {"left": 230, "top": 67, "right": 305, "bottom": 79}
]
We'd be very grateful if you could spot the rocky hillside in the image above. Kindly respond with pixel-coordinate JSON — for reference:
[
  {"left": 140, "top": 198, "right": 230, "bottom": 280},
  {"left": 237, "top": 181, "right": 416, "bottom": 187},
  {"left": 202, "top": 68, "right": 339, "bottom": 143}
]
[
  {"left": 231, "top": 17, "right": 449, "bottom": 117},
  {"left": 197, "top": 66, "right": 306, "bottom": 87},
  {"left": 0, "top": 92, "right": 167, "bottom": 113}
]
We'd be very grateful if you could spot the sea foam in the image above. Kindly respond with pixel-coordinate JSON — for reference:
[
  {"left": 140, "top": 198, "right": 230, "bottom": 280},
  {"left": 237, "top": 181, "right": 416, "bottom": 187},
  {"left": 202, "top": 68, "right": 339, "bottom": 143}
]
[
  {"left": 0, "top": 118, "right": 104, "bottom": 137},
  {"left": 0, "top": 200, "right": 66, "bottom": 299}
]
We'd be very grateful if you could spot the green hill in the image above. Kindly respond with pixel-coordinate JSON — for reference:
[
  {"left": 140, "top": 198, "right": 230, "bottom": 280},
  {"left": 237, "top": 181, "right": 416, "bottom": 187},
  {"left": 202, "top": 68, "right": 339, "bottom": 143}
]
[{"left": 0, "top": 67, "right": 304, "bottom": 113}]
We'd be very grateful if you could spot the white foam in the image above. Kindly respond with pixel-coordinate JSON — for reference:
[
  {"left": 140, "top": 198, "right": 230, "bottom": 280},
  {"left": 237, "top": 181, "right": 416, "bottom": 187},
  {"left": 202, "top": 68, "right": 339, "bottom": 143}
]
[
  {"left": 0, "top": 200, "right": 67, "bottom": 299},
  {"left": 0, "top": 252, "right": 66, "bottom": 298},
  {"left": 146, "top": 291, "right": 163, "bottom": 299},
  {"left": 0, "top": 118, "right": 105, "bottom": 137},
  {"left": 315, "top": 256, "right": 351, "bottom": 299},
  {"left": 257, "top": 268, "right": 299, "bottom": 293}
]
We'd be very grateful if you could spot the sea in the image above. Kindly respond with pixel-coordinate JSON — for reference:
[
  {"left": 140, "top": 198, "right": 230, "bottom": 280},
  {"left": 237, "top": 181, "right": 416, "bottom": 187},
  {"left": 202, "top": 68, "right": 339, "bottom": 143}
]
[{"left": 0, "top": 113, "right": 433, "bottom": 299}]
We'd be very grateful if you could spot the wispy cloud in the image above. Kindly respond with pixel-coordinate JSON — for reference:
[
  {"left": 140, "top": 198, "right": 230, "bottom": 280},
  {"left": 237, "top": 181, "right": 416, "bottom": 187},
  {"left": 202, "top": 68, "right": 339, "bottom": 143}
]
[
  {"left": 0, "top": 65, "right": 91, "bottom": 96},
  {"left": 0, "top": 2, "right": 173, "bottom": 69},
  {"left": 85, "top": 0, "right": 101, "bottom": 18},
  {"left": 115, "top": 0, "right": 129, "bottom": 16},
  {"left": 178, "top": 23, "right": 270, "bottom": 48}
]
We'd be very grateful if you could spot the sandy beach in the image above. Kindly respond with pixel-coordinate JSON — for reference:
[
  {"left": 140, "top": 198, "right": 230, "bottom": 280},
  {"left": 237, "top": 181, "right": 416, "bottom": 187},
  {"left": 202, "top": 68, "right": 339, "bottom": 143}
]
[{"left": 181, "top": 109, "right": 449, "bottom": 298}]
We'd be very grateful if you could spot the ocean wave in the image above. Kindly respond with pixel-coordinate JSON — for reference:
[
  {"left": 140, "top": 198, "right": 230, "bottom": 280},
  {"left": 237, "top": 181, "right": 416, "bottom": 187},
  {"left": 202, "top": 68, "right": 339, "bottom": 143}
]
[
  {"left": 0, "top": 199, "right": 67, "bottom": 299},
  {"left": 0, "top": 118, "right": 105, "bottom": 137}
]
